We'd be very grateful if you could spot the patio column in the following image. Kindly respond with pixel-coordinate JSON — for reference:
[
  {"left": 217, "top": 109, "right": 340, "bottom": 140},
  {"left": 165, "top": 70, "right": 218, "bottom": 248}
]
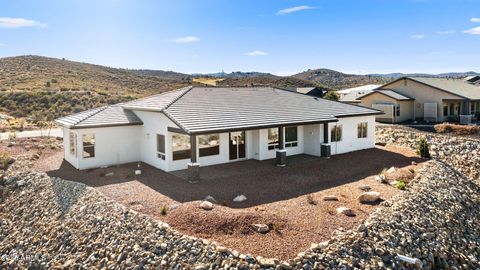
[
  {"left": 321, "top": 122, "right": 331, "bottom": 158},
  {"left": 187, "top": 134, "right": 200, "bottom": 182},
  {"left": 276, "top": 126, "right": 286, "bottom": 167}
]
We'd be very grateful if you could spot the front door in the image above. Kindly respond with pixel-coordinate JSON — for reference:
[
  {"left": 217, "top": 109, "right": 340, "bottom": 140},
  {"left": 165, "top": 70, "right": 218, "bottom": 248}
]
[{"left": 229, "top": 131, "right": 246, "bottom": 160}]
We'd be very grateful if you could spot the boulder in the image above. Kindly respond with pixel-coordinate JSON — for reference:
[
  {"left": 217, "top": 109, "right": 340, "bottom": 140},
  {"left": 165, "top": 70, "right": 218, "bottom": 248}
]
[
  {"left": 203, "top": 195, "right": 217, "bottom": 204},
  {"left": 359, "top": 185, "right": 371, "bottom": 191},
  {"left": 375, "top": 174, "right": 387, "bottom": 183},
  {"left": 233, "top": 194, "right": 247, "bottom": 203},
  {"left": 322, "top": 195, "right": 338, "bottom": 201},
  {"left": 199, "top": 201, "right": 213, "bottom": 210},
  {"left": 358, "top": 191, "right": 381, "bottom": 203},
  {"left": 105, "top": 172, "right": 114, "bottom": 177},
  {"left": 251, "top": 223, "right": 270, "bottom": 234},
  {"left": 386, "top": 167, "right": 396, "bottom": 174},
  {"left": 336, "top": 207, "right": 355, "bottom": 216}
]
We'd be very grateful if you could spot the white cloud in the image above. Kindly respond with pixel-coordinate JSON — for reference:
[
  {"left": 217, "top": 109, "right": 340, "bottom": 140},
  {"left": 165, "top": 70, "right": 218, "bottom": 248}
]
[
  {"left": 410, "top": 34, "right": 425, "bottom": 39},
  {"left": 244, "top": 50, "right": 268, "bottom": 56},
  {"left": 464, "top": 26, "right": 480, "bottom": 35},
  {"left": 170, "top": 36, "right": 200, "bottom": 43},
  {"left": 470, "top": 18, "right": 480, "bottom": 23},
  {"left": 437, "top": 30, "right": 455, "bottom": 35},
  {"left": 277, "top": 5, "right": 316, "bottom": 15},
  {"left": 0, "top": 17, "right": 46, "bottom": 28}
]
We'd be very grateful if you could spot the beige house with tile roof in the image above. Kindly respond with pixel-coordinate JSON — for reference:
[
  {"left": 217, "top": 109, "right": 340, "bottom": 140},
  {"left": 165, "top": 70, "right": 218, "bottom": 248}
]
[{"left": 356, "top": 77, "right": 480, "bottom": 123}]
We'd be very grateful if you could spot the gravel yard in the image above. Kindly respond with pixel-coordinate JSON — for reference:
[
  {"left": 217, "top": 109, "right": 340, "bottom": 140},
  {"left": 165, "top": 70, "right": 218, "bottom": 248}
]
[
  {"left": 44, "top": 144, "right": 423, "bottom": 260},
  {"left": 1, "top": 126, "right": 479, "bottom": 269}
]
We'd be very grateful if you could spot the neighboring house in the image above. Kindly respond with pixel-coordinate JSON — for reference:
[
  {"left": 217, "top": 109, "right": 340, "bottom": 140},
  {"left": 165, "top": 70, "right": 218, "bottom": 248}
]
[
  {"left": 356, "top": 77, "right": 480, "bottom": 123},
  {"left": 337, "top": 84, "right": 381, "bottom": 98},
  {"left": 286, "top": 87, "right": 325, "bottom": 97},
  {"left": 339, "top": 90, "right": 374, "bottom": 104},
  {"left": 56, "top": 86, "right": 381, "bottom": 180}
]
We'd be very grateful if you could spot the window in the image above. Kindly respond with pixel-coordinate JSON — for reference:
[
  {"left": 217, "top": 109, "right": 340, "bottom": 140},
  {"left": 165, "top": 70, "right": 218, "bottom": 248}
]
[
  {"left": 267, "top": 128, "right": 279, "bottom": 150},
  {"left": 199, "top": 134, "right": 220, "bottom": 157},
  {"left": 331, "top": 125, "right": 342, "bottom": 142},
  {"left": 172, "top": 133, "right": 191, "bottom": 160},
  {"left": 157, "top": 134, "right": 166, "bottom": 160},
  {"left": 82, "top": 134, "right": 95, "bottom": 158},
  {"left": 395, "top": 104, "right": 400, "bottom": 117},
  {"left": 443, "top": 103, "right": 449, "bottom": 117},
  {"left": 357, "top": 122, "right": 368, "bottom": 138},
  {"left": 69, "top": 132, "right": 77, "bottom": 156},
  {"left": 285, "top": 126, "right": 298, "bottom": 148},
  {"left": 450, "top": 103, "right": 455, "bottom": 116}
]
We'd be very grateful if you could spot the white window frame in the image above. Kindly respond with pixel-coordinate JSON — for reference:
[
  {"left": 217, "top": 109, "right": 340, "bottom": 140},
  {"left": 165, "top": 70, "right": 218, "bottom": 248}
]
[
  {"left": 284, "top": 126, "right": 298, "bottom": 148},
  {"left": 357, "top": 122, "right": 368, "bottom": 138},
  {"left": 69, "top": 132, "right": 77, "bottom": 157},
  {"left": 82, "top": 134, "right": 95, "bottom": 159},
  {"left": 267, "top": 128, "right": 279, "bottom": 150},
  {"left": 331, "top": 125, "right": 343, "bottom": 142},
  {"left": 157, "top": 134, "right": 166, "bottom": 160}
]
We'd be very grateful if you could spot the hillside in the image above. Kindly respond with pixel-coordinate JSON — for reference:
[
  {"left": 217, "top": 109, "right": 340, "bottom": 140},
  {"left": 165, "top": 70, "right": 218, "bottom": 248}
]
[
  {"left": 291, "top": 69, "right": 392, "bottom": 90},
  {"left": 0, "top": 55, "right": 190, "bottom": 95},
  {"left": 216, "top": 75, "right": 323, "bottom": 89},
  {"left": 0, "top": 55, "right": 192, "bottom": 118}
]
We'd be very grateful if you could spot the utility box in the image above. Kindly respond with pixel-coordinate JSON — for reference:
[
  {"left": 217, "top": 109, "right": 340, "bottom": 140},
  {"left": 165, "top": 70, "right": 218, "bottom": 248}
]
[{"left": 321, "top": 143, "right": 331, "bottom": 158}]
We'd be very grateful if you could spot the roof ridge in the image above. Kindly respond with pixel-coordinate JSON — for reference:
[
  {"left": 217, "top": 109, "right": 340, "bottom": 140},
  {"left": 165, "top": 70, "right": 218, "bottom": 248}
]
[
  {"left": 163, "top": 85, "right": 193, "bottom": 110},
  {"left": 74, "top": 106, "right": 109, "bottom": 126},
  {"left": 122, "top": 85, "right": 192, "bottom": 108}
]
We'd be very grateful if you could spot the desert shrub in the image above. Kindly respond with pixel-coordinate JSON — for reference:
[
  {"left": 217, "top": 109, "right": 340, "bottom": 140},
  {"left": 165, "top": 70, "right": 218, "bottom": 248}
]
[
  {"left": 306, "top": 194, "right": 317, "bottom": 205},
  {"left": 0, "top": 152, "right": 11, "bottom": 170},
  {"left": 416, "top": 137, "right": 430, "bottom": 158},
  {"left": 45, "top": 81, "right": 51, "bottom": 87},
  {"left": 435, "top": 123, "right": 480, "bottom": 135},
  {"left": 323, "top": 91, "right": 339, "bottom": 101},
  {"left": 8, "top": 132, "right": 17, "bottom": 141},
  {"left": 395, "top": 180, "right": 406, "bottom": 190},
  {"left": 160, "top": 205, "right": 168, "bottom": 216}
]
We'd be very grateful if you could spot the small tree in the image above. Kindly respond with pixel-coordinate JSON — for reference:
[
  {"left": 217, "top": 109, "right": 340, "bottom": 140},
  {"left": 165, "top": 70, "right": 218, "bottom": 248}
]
[
  {"left": 323, "top": 91, "right": 339, "bottom": 101},
  {"left": 416, "top": 137, "right": 430, "bottom": 158}
]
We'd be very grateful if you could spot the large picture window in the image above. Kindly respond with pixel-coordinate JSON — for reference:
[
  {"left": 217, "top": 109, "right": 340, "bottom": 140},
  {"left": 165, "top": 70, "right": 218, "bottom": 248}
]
[
  {"left": 157, "top": 134, "right": 166, "bottom": 160},
  {"left": 285, "top": 126, "right": 298, "bottom": 148},
  {"left": 267, "top": 128, "right": 279, "bottom": 150},
  {"left": 199, "top": 134, "right": 220, "bottom": 157},
  {"left": 172, "top": 133, "right": 191, "bottom": 160},
  {"left": 82, "top": 134, "right": 95, "bottom": 158},
  {"left": 357, "top": 122, "right": 368, "bottom": 138},
  {"left": 395, "top": 104, "right": 400, "bottom": 117},
  {"left": 69, "top": 132, "right": 77, "bottom": 156},
  {"left": 331, "top": 125, "right": 342, "bottom": 142}
]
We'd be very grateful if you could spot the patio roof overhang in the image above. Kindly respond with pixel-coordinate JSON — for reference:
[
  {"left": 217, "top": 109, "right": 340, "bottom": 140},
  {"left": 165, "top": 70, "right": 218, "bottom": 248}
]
[{"left": 167, "top": 118, "right": 340, "bottom": 135}]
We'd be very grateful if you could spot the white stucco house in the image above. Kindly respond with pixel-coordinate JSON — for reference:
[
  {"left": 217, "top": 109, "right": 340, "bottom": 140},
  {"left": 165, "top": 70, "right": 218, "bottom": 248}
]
[{"left": 56, "top": 86, "right": 381, "bottom": 180}]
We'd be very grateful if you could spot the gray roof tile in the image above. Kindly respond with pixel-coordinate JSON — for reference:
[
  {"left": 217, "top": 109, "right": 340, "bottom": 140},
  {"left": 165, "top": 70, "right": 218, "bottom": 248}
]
[
  {"left": 402, "top": 77, "right": 480, "bottom": 100},
  {"left": 55, "top": 105, "right": 143, "bottom": 129}
]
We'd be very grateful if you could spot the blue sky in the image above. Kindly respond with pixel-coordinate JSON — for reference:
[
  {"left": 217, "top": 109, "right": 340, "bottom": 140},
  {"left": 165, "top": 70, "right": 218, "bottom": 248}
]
[{"left": 0, "top": 0, "right": 479, "bottom": 75}]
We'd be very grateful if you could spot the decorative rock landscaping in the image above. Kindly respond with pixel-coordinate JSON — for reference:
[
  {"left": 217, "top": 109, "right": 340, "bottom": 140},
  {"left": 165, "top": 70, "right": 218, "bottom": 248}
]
[{"left": 1, "top": 126, "right": 479, "bottom": 269}]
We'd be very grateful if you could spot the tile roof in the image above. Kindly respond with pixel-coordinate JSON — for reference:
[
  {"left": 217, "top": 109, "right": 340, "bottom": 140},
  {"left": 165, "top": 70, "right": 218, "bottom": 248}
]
[
  {"left": 358, "top": 89, "right": 415, "bottom": 101},
  {"left": 121, "top": 86, "right": 192, "bottom": 111},
  {"left": 340, "top": 90, "right": 373, "bottom": 102},
  {"left": 388, "top": 77, "right": 480, "bottom": 100},
  {"left": 163, "top": 87, "right": 380, "bottom": 134},
  {"left": 55, "top": 105, "right": 143, "bottom": 129},
  {"left": 56, "top": 86, "right": 381, "bottom": 133}
]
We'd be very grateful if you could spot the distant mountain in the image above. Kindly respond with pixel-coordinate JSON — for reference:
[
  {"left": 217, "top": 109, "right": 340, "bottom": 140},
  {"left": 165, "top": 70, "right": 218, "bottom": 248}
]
[
  {"left": 368, "top": 71, "right": 480, "bottom": 78},
  {"left": 291, "top": 69, "right": 392, "bottom": 90},
  {"left": 191, "top": 71, "right": 276, "bottom": 78}
]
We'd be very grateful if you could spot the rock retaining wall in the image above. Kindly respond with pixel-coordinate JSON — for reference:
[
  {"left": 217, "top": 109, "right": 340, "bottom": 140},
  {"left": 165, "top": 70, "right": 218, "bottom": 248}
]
[
  {"left": 1, "top": 126, "right": 479, "bottom": 269},
  {"left": 376, "top": 125, "right": 480, "bottom": 181}
]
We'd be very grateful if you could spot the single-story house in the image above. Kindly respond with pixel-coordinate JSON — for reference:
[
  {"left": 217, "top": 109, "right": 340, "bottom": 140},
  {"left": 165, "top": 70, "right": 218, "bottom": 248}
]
[
  {"left": 337, "top": 84, "right": 381, "bottom": 100},
  {"left": 56, "top": 86, "right": 381, "bottom": 180},
  {"left": 355, "top": 77, "right": 480, "bottom": 123}
]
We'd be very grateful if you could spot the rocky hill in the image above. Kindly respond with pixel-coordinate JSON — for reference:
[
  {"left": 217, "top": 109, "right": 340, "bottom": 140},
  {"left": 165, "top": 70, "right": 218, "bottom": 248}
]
[{"left": 291, "top": 68, "right": 393, "bottom": 90}]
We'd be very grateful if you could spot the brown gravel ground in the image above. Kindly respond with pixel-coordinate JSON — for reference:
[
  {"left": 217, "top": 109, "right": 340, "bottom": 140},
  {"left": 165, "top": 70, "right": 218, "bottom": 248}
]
[{"left": 38, "top": 144, "right": 425, "bottom": 260}]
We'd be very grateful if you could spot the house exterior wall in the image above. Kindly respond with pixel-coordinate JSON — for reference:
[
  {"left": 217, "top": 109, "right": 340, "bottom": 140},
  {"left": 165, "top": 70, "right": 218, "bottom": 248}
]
[
  {"left": 329, "top": 115, "right": 376, "bottom": 155},
  {"left": 62, "top": 113, "right": 376, "bottom": 172},
  {"left": 384, "top": 79, "right": 463, "bottom": 122},
  {"left": 360, "top": 93, "right": 414, "bottom": 123},
  {"left": 66, "top": 125, "right": 142, "bottom": 170}
]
